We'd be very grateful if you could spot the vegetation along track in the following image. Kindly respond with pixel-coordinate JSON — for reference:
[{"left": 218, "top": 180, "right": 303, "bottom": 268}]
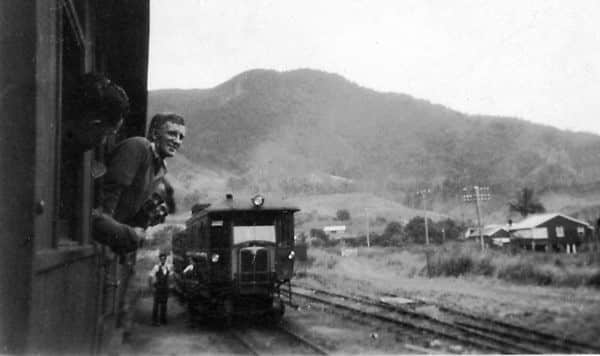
[
  {"left": 285, "top": 284, "right": 600, "bottom": 354},
  {"left": 228, "top": 320, "right": 330, "bottom": 355}
]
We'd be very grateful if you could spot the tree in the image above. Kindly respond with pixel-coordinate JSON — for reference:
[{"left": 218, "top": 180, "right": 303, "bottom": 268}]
[
  {"left": 508, "top": 187, "right": 546, "bottom": 217},
  {"left": 336, "top": 209, "right": 351, "bottom": 221},
  {"left": 309, "top": 228, "right": 328, "bottom": 241},
  {"left": 405, "top": 216, "right": 436, "bottom": 244},
  {"left": 374, "top": 221, "right": 405, "bottom": 246},
  {"left": 383, "top": 221, "right": 403, "bottom": 237}
]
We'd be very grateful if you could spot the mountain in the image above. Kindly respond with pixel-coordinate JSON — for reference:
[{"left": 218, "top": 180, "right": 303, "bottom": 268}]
[{"left": 148, "top": 69, "right": 600, "bottom": 218}]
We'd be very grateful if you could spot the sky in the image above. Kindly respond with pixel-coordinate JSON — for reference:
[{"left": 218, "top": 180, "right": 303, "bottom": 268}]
[{"left": 149, "top": 0, "right": 600, "bottom": 135}]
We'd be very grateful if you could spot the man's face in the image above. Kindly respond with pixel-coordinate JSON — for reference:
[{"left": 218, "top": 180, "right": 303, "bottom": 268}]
[
  {"left": 159, "top": 255, "right": 167, "bottom": 264},
  {"left": 153, "top": 121, "right": 186, "bottom": 158}
]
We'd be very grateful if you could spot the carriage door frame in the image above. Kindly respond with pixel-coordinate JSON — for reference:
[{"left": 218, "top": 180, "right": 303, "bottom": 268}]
[{"left": 28, "top": 1, "right": 101, "bottom": 354}]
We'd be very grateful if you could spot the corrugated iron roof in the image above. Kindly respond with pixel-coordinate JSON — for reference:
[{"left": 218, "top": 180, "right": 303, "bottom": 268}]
[
  {"left": 482, "top": 224, "right": 509, "bottom": 236},
  {"left": 465, "top": 224, "right": 508, "bottom": 238},
  {"left": 509, "top": 213, "right": 592, "bottom": 230}
]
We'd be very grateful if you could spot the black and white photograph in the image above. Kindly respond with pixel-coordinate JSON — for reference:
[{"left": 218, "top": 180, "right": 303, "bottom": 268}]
[{"left": 1, "top": 0, "right": 600, "bottom": 354}]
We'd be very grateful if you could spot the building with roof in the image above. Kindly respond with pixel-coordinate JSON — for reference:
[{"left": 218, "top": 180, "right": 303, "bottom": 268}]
[
  {"left": 464, "top": 224, "right": 511, "bottom": 247},
  {"left": 323, "top": 225, "right": 348, "bottom": 240},
  {"left": 509, "top": 213, "right": 593, "bottom": 253}
]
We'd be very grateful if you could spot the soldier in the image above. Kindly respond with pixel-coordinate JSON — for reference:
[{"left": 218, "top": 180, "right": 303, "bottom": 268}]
[
  {"left": 149, "top": 251, "right": 171, "bottom": 326},
  {"left": 102, "top": 113, "right": 184, "bottom": 340},
  {"left": 61, "top": 72, "right": 143, "bottom": 254}
]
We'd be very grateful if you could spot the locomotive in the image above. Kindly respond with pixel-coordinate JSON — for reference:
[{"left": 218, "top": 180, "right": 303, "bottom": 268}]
[{"left": 172, "top": 194, "right": 299, "bottom": 323}]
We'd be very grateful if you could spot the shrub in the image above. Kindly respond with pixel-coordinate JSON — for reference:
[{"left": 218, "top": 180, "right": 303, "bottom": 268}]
[
  {"left": 310, "top": 228, "right": 328, "bottom": 241},
  {"left": 498, "top": 262, "right": 554, "bottom": 286},
  {"left": 383, "top": 221, "right": 403, "bottom": 238},
  {"left": 428, "top": 255, "right": 474, "bottom": 277},
  {"left": 472, "top": 257, "right": 495, "bottom": 276},
  {"left": 586, "top": 270, "right": 600, "bottom": 288},
  {"left": 336, "top": 209, "right": 351, "bottom": 221},
  {"left": 310, "top": 238, "right": 324, "bottom": 248}
]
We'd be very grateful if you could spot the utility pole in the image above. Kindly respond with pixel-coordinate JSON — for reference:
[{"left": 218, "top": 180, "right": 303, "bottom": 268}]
[
  {"left": 417, "top": 189, "right": 431, "bottom": 245},
  {"left": 365, "top": 208, "right": 370, "bottom": 248},
  {"left": 463, "top": 186, "right": 490, "bottom": 251}
]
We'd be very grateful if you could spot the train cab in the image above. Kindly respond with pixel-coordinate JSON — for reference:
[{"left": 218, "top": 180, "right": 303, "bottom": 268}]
[{"left": 172, "top": 194, "right": 299, "bottom": 322}]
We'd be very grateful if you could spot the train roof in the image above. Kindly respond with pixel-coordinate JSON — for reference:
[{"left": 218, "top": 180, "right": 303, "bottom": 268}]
[{"left": 194, "top": 194, "right": 300, "bottom": 215}]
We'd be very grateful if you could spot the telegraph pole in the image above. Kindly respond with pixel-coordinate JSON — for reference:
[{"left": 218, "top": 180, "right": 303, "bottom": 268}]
[
  {"left": 463, "top": 186, "right": 490, "bottom": 251},
  {"left": 417, "top": 189, "right": 431, "bottom": 245},
  {"left": 365, "top": 208, "right": 371, "bottom": 248}
]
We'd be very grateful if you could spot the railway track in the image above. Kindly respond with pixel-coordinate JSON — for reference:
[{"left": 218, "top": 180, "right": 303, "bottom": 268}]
[
  {"left": 228, "top": 321, "right": 330, "bottom": 355},
  {"left": 285, "top": 284, "right": 600, "bottom": 354}
]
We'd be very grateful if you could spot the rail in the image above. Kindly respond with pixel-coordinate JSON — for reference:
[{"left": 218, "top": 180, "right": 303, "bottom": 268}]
[{"left": 285, "top": 285, "right": 600, "bottom": 354}]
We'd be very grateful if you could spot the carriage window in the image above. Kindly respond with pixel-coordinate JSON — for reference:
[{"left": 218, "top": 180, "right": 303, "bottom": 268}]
[
  {"left": 57, "top": 4, "right": 86, "bottom": 246},
  {"left": 233, "top": 226, "right": 276, "bottom": 244}
]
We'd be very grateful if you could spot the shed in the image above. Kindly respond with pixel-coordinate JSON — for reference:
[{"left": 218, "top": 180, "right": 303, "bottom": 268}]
[
  {"left": 464, "top": 224, "right": 509, "bottom": 239},
  {"left": 324, "top": 225, "right": 346, "bottom": 233},
  {"left": 323, "top": 225, "right": 347, "bottom": 239},
  {"left": 509, "top": 213, "right": 593, "bottom": 253},
  {"left": 464, "top": 224, "right": 510, "bottom": 247}
]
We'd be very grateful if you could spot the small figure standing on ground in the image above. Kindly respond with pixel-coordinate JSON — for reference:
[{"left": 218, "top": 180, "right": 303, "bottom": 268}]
[
  {"left": 182, "top": 253, "right": 207, "bottom": 326},
  {"left": 149, "top": 251, "right": 171, "bottom": 326}
]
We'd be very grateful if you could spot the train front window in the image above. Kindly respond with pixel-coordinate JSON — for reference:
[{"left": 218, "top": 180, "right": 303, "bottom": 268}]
[{"left": 233, "top": 226, "right": 276, "bottom": 244}]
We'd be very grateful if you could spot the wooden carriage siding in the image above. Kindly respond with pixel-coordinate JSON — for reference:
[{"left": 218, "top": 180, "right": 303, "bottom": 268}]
[{"left": 0, "top": 1, "right": 149, "bottom": 354}]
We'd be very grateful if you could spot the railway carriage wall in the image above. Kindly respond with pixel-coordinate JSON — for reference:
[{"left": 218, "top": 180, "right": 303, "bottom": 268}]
[{"left": 0, "top": 1, "right": 149, "bottom": 353}]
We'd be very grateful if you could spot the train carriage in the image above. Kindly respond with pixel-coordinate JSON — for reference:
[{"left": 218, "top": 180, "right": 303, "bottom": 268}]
[
  {"left": 172, "top": 194, "right": 299, "bottom": 323},
  {"left": 1, "top": 1, "right": 150, "bottom": 353}
]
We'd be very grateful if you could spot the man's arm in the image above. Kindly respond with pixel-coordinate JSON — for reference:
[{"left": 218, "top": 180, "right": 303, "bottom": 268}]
[
  {"left": 91, "top": 209, "right": 145, "bottom": 254},
  {"left": 148, "top": 265, "right": 158, "bottom": 289}
]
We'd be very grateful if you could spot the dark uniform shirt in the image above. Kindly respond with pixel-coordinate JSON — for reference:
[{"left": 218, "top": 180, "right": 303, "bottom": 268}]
[{"left": 102, "top": 137, "right": 166, "bottom": 224}]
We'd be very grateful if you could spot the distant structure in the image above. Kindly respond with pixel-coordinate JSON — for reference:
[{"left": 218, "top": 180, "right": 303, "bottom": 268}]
[
  {"left": 323, "top": 225, "right": 347, "bottom": 239},
  {"left": 464, "top": 224, "right": 511, "bottom": 247},
  {"left": 509, "top": 213, "right": 592, "bottom": 253}
]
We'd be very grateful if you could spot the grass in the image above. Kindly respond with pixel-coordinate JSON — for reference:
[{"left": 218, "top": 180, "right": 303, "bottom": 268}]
[
  {"left": 297, "top": 241, "right": 600, "bottom": 289},
  {"left": 138, "top": 223, "right": 600, "bottom": 290},
  {"left": 411, "top": 241, "right": 600, "bottom": 288}
]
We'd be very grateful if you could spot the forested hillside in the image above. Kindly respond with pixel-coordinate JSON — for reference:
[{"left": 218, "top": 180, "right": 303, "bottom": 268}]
[{"left": 148, "top": 69, "right": 600, "bottom": 214}]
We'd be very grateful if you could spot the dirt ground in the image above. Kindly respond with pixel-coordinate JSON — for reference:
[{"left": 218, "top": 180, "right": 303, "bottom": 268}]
[
  {"left": 296, "top": 248, "right": 600, "bottom": 348},
  {"left": 106, "top": 296, "right": 249, "bottom": 355},
  {"left": 110, "top": 291, "right": 478, "bottom": 355}
]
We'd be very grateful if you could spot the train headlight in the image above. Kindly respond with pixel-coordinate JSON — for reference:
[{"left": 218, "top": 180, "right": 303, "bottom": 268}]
[
  {"left": 211, "top": 253, "right": 220, "bottom": 263},
  {"left": 251, "top": 195, "right": 265, "bottom": 207},
  {"left": 288, "top": 251, "right": 295, "bottom": 260}
]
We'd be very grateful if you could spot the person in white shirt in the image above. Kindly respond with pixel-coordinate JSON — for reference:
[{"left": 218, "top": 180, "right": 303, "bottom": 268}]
[{"left": 148, "top": 251, "right": 170, "bottom": 326}]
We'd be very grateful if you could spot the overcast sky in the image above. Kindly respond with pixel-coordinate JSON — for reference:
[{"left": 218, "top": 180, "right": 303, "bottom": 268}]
[{"left": 149, "top": 0, "right": 600, "bottom": 135}]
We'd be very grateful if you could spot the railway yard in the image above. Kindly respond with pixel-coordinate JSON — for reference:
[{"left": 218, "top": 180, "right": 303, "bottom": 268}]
[
  {"left": 107, "top": 243, "right": 600, "bottom": 355},
  {"left": 108, "top": 283, "right": 600, "bottom": 355}
]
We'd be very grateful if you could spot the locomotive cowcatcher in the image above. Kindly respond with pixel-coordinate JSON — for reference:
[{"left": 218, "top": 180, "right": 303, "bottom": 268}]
[{"left": 172, "top": 194, "right": 299, "bottom": 323}]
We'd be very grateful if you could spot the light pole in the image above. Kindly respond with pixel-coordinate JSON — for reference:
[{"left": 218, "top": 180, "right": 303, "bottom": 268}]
[
  {"left": 463, "top": 186, "right": 490, "bottom": 251},
  {"left": 417, "top": 189, "right": 431, "bottom": 245}
]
